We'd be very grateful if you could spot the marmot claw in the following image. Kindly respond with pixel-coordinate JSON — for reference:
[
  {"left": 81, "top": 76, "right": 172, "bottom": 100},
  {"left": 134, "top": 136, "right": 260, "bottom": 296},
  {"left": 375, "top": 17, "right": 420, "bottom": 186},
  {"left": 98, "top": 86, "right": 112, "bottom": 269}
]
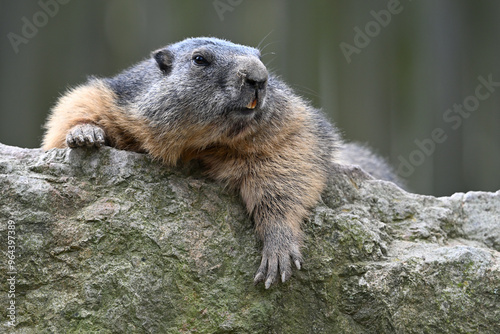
[{"left": 254, "top": 242, "right": 302, "bottom": 289}]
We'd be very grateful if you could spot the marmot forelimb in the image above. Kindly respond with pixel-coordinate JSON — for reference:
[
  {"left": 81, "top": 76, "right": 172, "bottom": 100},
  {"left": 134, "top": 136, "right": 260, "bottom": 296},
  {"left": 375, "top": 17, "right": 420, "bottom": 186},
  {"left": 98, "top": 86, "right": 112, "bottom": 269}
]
[{"left": 42, "top": 37, "right": 399, "bottom": 288}]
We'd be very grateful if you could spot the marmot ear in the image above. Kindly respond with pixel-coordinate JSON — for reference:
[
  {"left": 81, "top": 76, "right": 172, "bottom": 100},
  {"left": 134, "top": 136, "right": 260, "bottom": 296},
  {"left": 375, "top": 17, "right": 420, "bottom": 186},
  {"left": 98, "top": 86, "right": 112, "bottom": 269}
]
[{"left": 152, "top": 48, "right": 174, "bottom": 74}]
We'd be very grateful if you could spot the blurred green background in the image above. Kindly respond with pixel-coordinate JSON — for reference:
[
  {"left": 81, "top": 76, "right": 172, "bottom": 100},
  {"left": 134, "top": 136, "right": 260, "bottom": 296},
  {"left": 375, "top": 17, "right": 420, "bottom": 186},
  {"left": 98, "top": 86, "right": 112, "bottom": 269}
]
[{"left": 1, "top": 0, "right": 499, "bottom": 196}]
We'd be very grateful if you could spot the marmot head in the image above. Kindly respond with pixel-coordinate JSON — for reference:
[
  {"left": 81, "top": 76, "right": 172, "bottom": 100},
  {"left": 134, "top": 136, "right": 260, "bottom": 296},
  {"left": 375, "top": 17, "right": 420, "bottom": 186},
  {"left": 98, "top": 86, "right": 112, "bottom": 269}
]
[{"left": 147, "top": 37, "right": 274, "bottom": 139}]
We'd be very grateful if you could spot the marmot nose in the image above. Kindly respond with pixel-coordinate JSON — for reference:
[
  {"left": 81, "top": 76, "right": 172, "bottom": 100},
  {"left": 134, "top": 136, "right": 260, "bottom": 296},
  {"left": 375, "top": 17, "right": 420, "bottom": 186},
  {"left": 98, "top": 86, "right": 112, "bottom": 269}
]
[
  {"left": 244, "top": 67, "right": 268, "bottom": 89},
  {"left": 245, "top": 76, "right": 267, "bottom": 90},
  {"left": 238, "top": 57, "right": 268, "bottom": 91}
]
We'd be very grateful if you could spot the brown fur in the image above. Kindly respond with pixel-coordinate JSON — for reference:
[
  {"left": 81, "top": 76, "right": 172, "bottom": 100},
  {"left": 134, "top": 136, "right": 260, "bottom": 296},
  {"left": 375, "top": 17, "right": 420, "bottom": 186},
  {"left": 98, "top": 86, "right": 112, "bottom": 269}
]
[
  {"left": 200, "top": 104, "right": 326, "bottom": 248},
  {"left": 43, "top": 81, "right": 146, "bottom": 152}
]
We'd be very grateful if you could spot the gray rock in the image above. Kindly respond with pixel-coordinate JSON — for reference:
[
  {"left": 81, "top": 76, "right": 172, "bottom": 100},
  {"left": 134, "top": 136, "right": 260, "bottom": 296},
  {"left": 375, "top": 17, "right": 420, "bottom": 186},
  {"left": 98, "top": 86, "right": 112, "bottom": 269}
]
[{"left": 0, "top": 143, "right": 499, "bottom": 333}]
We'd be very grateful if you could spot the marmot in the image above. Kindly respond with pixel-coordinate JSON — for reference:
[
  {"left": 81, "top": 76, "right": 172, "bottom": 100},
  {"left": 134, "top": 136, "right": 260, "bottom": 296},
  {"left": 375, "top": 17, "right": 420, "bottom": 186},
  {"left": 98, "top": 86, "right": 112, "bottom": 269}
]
[{"left": 42, "top": 37, "right": 398, "bottom": 288}]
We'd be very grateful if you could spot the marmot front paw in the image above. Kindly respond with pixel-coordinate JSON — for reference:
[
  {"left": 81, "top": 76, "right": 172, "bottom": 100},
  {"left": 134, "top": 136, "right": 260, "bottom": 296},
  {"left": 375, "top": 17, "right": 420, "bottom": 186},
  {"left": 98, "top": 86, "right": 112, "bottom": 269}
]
[
  {"left": 66, "top": 123, "right": 106, "bottom": 148},
  {"left": 254, "top": 239, "right": 302, "bottom": 289}
]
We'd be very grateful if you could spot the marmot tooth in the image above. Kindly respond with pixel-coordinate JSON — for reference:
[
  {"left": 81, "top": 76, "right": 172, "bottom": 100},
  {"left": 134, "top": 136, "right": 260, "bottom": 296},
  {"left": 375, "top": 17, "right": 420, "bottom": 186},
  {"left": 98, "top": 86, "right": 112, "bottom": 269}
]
[{"left": 246, "top": 98, "right": 257, "bottom": 109}]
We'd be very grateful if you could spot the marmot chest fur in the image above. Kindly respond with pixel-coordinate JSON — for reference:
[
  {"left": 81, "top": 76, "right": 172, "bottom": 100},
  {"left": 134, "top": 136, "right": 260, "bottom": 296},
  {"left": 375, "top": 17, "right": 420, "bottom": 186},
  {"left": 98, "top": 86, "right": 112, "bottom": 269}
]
[{"left": 42, "top": 37, "right": 396, "bottom": 288}]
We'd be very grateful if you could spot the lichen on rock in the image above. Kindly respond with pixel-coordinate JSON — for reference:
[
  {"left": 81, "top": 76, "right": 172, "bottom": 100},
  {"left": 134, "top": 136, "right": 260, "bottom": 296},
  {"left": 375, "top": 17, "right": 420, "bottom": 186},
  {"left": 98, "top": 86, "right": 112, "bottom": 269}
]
[{"left": 0, "top": 143, "right": 499, "bottom": 333}]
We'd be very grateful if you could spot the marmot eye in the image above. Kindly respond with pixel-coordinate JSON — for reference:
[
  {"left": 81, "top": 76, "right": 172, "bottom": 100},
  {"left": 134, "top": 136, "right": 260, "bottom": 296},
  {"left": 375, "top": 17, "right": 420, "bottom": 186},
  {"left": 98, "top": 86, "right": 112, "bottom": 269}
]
[{"left": 192, "top": 55, "right": 210, "bottom": 66}]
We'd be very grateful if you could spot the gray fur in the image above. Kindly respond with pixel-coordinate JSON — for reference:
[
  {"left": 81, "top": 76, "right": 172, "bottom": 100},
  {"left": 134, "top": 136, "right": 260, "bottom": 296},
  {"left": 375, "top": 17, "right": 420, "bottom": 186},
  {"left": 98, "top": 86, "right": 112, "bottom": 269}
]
[
  {"left": 107, "top": 38, "right": 271, "bottom": 134},
  {"left": 338, "top": 142, "right": 403, "bottom": 186}
]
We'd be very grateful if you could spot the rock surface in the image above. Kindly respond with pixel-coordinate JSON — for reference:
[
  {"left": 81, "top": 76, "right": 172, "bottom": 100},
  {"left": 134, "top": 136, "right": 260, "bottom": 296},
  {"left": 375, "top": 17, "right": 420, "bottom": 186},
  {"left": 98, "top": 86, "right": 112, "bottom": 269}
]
[{"left": 0, "top": 143, "right": 499, "bottom": 333}]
